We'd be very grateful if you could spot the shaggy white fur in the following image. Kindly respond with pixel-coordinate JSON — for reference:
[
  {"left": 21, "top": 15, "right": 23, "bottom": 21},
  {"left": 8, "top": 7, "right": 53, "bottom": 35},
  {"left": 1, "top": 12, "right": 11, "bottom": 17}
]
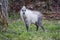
[
  {"left": 20, "top": 6, "right": 46, "bottom": 31},
  {"left": 20, "top": 6, "right": 43, "bottom": 23}
]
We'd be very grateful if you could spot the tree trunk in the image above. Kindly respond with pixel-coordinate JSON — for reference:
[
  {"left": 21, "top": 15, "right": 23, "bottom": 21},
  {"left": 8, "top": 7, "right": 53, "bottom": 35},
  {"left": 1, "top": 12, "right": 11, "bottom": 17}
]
[
  {"left": 0, "top": 0, "right": 8, "bottom": 32},
  {"left": 2, "top": 0, "right": 9, "bottom": 22}
]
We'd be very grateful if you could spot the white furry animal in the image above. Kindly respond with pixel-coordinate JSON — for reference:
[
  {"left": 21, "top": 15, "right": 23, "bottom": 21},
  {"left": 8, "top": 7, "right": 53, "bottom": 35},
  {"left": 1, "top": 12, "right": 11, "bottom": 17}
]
[{"left": 20, "top": 6, "right": 46, "bottom": 31}]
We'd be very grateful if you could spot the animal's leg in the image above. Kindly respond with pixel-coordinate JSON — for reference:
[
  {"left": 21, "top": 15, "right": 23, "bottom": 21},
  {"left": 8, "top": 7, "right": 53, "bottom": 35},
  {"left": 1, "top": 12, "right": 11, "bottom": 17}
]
[
  {"left": 38, "top": 18, "right": 46, "bottom": 32},
  {"left": 35, "top": 22, "right": 39, "bottom": 31},
  {"left": 39, "top": 22, "right": 46, "bottom": 32},
  {"left": 40, "top": 25, "right": 46, "bottom": 32},
  {"left": 25, "top": 23, "right": 29, "bottom": 31},
  {"left": 25, "top": 21, "right": 30, "bottom": 31}
]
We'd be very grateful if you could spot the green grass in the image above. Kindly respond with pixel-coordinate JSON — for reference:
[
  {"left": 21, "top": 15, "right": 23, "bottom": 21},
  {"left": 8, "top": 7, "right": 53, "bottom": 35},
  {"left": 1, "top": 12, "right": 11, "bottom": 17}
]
[{"left": 0, "top": 20, "right": 60, "bottom": 40}]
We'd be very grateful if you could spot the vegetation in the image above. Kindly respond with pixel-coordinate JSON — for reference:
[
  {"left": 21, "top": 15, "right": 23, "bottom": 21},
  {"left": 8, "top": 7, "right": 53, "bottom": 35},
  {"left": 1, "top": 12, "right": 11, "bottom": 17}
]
[
  {"left": 0, "top": 20, "right": 60, "bottom": 40},
  {"left": 0, "top": 0, "right": 60, "bottom": 40}
]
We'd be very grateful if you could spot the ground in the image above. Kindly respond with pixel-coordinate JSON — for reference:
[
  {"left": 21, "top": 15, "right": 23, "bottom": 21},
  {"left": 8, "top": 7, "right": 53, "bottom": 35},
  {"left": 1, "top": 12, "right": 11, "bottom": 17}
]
[{"left": 0, "top": 19, "right": 60, "bottom": 40}]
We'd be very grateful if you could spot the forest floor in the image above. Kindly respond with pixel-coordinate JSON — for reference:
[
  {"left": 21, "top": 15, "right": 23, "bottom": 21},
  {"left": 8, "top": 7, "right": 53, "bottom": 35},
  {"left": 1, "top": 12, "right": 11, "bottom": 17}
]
[{"left": 0, "top": 19, "right": 60, "bottom": 40}]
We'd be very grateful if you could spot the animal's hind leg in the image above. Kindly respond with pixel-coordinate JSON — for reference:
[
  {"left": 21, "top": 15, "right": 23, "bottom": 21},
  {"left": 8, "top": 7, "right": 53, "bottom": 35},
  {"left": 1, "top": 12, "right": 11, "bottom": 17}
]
[
  {"left": 38, "top": 19, "right": 46, "bottom": 32},
  {"left": 40, "top": 25, "right": 46, "bottom": 32},
  {"left": 35, "top": 22, "right": 39, "bottom": 31}
]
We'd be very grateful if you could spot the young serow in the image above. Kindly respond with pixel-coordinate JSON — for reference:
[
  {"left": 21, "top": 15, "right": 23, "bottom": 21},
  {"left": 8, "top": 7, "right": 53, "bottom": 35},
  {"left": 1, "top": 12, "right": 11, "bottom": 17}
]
[
  {"left": 20, "top": 6, "right": 46, "bottom": 32},
  {"left": 0, "top": 3, "right": 8, "bottom": 32}
]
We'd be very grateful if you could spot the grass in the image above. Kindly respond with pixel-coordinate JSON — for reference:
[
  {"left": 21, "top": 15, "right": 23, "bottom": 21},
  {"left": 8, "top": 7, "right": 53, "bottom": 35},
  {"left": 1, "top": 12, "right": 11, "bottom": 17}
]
[{"left": 0, "top": 19, "right": 60, "bottom": 40}]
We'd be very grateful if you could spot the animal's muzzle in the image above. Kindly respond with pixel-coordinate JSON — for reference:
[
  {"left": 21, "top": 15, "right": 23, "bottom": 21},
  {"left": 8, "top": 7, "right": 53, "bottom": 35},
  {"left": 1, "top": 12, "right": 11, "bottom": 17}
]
[{"left": 23, "top": 13, "right": 25, "bottom": 15}]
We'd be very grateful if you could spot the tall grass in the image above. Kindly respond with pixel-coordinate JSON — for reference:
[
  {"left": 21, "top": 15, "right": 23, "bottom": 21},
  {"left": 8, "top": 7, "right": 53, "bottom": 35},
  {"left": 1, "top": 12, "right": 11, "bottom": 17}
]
[{"left": 0, "top": 20, "right": 60, "bottom": 40}]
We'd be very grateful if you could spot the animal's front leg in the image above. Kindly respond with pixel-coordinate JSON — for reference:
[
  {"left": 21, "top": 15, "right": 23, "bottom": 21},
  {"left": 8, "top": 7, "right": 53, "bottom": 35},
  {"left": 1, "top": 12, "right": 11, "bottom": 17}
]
[
  {"left": 25, "top": 23, "right": 29, "bottom": 31},
  {"left": 25, "top": 21, "right": 30, "bottom": 32}
]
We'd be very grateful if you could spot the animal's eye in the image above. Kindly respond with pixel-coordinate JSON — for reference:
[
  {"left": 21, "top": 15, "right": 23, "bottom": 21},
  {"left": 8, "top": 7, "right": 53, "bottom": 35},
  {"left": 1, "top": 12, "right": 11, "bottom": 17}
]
[{"left": 22, "top": 10, "right": 26, "bottom": 11}]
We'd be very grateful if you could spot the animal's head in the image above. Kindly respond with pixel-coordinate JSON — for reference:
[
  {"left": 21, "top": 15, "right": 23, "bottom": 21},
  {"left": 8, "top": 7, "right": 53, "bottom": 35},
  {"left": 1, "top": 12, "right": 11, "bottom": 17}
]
[{"left": 21, "top": 6, "right": 26, "bottom": 14}]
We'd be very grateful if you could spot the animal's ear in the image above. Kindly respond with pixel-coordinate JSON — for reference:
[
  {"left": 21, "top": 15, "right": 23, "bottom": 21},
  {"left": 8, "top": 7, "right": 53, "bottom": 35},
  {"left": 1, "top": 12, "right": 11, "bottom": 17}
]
[{"left": 22, "top": 6, "right": 26, "bottom": 10}]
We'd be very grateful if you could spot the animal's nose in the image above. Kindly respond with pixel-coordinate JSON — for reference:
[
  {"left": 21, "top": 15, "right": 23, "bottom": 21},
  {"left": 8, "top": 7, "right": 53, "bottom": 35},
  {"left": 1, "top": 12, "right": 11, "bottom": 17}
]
[{"left": 23, "top": 13, "right": 25, "bottom": 14}]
